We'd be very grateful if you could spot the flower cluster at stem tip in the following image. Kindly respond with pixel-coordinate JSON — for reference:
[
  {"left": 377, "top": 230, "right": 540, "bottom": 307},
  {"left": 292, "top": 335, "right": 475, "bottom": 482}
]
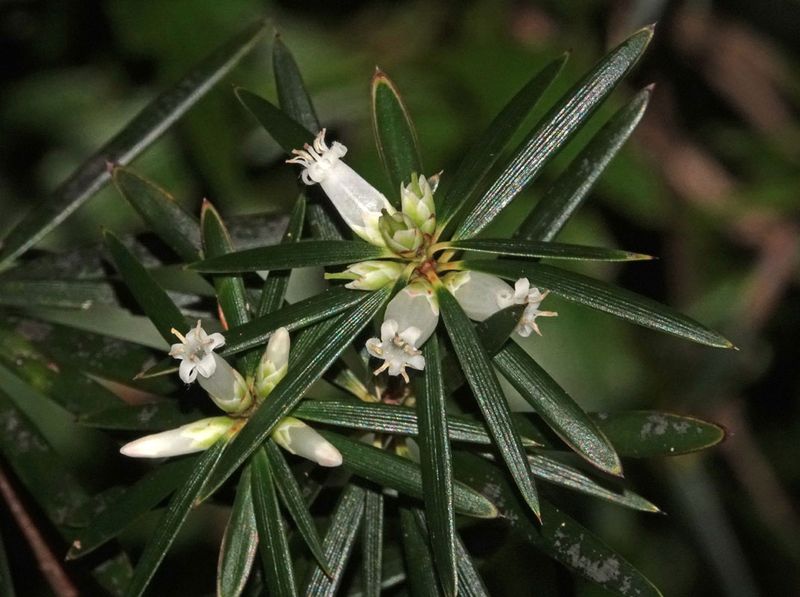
[
  {"left": 119, "top": 323, "right": 342, "bottom": 466},
  {"left": 290, "top": 129, "right": 558, "bottom": 382}
]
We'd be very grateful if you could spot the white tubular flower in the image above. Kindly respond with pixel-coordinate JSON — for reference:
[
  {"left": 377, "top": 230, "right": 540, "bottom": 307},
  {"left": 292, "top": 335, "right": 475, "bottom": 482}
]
[
  {"left": 255, "top": 327, "right": 290, "bottom": 400},
  {"left": 169, "top": 320, "right": 225, "bottom": 383},
  {"left": 443, "top": 271, "right": 557, "bottom": 336},
  {"left": 365, "top": 281, "right": 439, "bottom": 382},
  {"left": 119, "top": 416, "right": 235, "bottom": 459},
  {"left": 272, "top": 417, "right": 343, "bottom": 467},
  {"left": 169, "top": 321, "right": 251, "bottom": 414},
  {"left": 400, "top": 174, "right": 436, "bottom": 235},
  {"left": 325, "top": 260, "right": 404, "bottom": 290},
  {"left": 287, "top": 129, "right": 395, "bottom": 246}
]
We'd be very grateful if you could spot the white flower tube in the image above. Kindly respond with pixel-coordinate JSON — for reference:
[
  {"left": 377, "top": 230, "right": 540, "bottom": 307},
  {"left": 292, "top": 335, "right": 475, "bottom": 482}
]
[
  {"left": 365, "top": 281, "right": 439, "bottom": 382},
  {"left": 272, "top": 417, "right": 343, "bottom": 467},
  {"left": 443, "top": 271, "right": 557, "bottom": 336},
  {"left": 287, "top": 129, "right": 395, "bottom": 246},
  {"left": 119, "top": 416, "right": 235, "bottom": 458},
  {"left": 169, "top": 321, "right": 251, "bottom": 413}
]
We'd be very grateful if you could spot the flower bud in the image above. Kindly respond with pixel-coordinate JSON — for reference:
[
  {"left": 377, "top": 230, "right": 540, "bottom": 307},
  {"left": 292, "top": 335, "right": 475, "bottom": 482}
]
[
  {"left": 378, "top": 210, "right": 423, "bottom": 256},
  {"left": 272, "top": 417, "right": 343, "bottom": 467},
  {"left": 256, "top": 327, "right": 290, "bottom": 400},
  {"left": 325, "top": 260, "right": 405, "bottom": 290},
  {"left": 287, "top": 129, "right": 394, "bottom": 246},
  {"left": 400, "top": 174, "right": 436, "bottom": 234},
  {"left": 119, "top": 416, "right": 235, "bottom": 458}
]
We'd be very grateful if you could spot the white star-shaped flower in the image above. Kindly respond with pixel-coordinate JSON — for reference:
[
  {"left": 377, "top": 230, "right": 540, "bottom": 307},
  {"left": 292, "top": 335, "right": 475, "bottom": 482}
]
[
  {"left": 169, "top": 320, "right": 226, "bottom": 383},
  {"left": 365, "top": 319, "right": 426, "bottom": 383}
]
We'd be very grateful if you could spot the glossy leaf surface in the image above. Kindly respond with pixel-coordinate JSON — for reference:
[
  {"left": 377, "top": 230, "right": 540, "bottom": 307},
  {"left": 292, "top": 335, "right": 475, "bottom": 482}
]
[
  {"left": 372, "top": 70, "right": 423, "bottom": 199},
  {"left": 438, "top": 288, "right": 540, "bottom": 518},
  {"left": 453, "top": 27, "right": 653, "bottom": 239},
  {"left": 466, "top": 259, "right": 732, "bottom": 348},
  {"left": 415, "top": 335, "right": 456, "bottom": 596},
  {"left": 0, "top": 20, "right": 266, "bottom": 267},
  {"left": 188, "top": 240, "right": 390, "bottom": 273},
  {"left": 320, "top": 431, "right": 497, "bottom": 519}
]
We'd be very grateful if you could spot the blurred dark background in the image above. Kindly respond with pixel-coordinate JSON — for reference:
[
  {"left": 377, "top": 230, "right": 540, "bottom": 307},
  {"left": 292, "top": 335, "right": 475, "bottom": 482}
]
[{"left": 1, "top": 1, "right": 799, "bottom": 595}]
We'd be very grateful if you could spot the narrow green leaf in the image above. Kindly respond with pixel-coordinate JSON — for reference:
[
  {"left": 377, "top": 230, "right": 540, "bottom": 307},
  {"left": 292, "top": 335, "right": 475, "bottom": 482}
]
[
  {"left": 217, "top": 466, "right": 259, "bottom": 597},
  {"left": 255, "top": 196, "right": 305, "bottom": 318},
  {"left": 79, "top": 402, "right": 201, "bottom": 432},
  {"left": 88, "top": 553, "right": 133, "bottom": 597},
  {"left": 438, "top": 289, "right": 540, "bottom": 518},
  {"left": 437, "top": 53, "right": 568, "bottom": 229},
  {"left": 293, "top": 399, "right": 538, "bottom": 446},
  {"left": 0, "top": 326, "right": 121, "bottom": 416},
  {"left": 104, "top": 231, "right": 186, "bottom": 344},
  {"left": 304, "top": 484, "right": 365, "bottom": 596},
  {"left": 465, "top": 259, "right": 733, "bottom": 348},
  {"left": 493, "top": 341, "right": 621, "bottom": 476},
  {"left": 200, "top": 200, "right": 256, "bottom": 373},
  {"left": 443, "top": 239, "right": 651, "bottom": 261},
  {"left": 371, "top": 69, "right": 423, "bottom": 198},
  {"left": 517, "top": 86, "right": 652, "bottom": 242},
  {"left": 0, "top": 526, "right": 15, "bottom": 597},
  {"left": 112, "top": 167, "right": 200, "bottom": 261},
  {"left": 454, "top": 453, "right": 662, "bottom": 596},
  {"left": 400, "top": 508, "right": 442, "bottom": 597},
  {"left": 474, "top": 304, "right": 526, "bottom": 356},
  {"left": 133, "top": 358, "right": 178, "bottom": 381},
  {"left": 188, "top": 240, "right": 390, "bottom": 273},
  {"left": 273, "top": 34, "right": 320, "bottom": 133},
  {"left": 319, "top": 431, "right": 497, "bottom": 519},
  {"left": 0, "top": 279, "right": 119, "bottom": 310},
  {"left": 3, "top": 315, "right": 174, "bottom": 395},
  {"left": 264, "top": 440, "right": 330, "bottom": 574},
  {"left": 236, "top": 88, "right": 314, "bottom": 152},
  {"left": 68, "top": 457, "right": 197, "bottom": 559},
  {"left": 361, "top": 488, "right": 383, "bottom": 597},
  {"left": 0, "top": 388, "right": 89, "bottom": 533},
  {"left": 201, "top": 289, "right": 390, "bottom": 499},
  {"left": 123, "top": 440, "right": 226, "bottom": 597},
  {"left": 251, "top": 448, "right": 298, "bottom": 597},
  {"left": 454, "top": 533, "right": 489, "bottom": 597},
  {"left": 594, "top": 410, "right": 726, "bottom": 458},
  {"left": 201, "top": 200, "right": 250, "bottom": 329},
  {"left": 528, "top": 454, "right": 658, "bottom": 512},
  {"left": 0, "top": 20, "right": 267, "bottom": 267},
  {"left": 415, "top": 335, "right": 456, "bottom": 596},
  {"left": 223, "top": 286, "right": 369, "bottom": 356},
  {"left": 453, "top": 27, "right": 654, "bottom": 239}
]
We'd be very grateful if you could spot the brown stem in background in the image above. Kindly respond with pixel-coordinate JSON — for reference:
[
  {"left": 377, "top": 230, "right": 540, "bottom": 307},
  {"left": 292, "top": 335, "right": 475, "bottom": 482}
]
[{"left": 0, "top": 465, "right": 78, "bottom": 597}]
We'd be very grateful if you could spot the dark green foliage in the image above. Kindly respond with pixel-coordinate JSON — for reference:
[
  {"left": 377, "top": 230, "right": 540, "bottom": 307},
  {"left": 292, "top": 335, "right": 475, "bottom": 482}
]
[{"left": 0, "top": 21, "right": 739, "bottom": 597}]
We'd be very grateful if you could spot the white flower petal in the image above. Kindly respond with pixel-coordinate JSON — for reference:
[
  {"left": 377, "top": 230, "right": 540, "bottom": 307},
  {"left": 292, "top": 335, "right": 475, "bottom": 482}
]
[
  {"left": 194, "top": 354, "right": 217, "bottom": 379},
  {"left": 207, "top": 332, "right": 226, "bottom": 350},
  {"left": 179, "top": 359, "right": 197, "bottom": 384}
]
